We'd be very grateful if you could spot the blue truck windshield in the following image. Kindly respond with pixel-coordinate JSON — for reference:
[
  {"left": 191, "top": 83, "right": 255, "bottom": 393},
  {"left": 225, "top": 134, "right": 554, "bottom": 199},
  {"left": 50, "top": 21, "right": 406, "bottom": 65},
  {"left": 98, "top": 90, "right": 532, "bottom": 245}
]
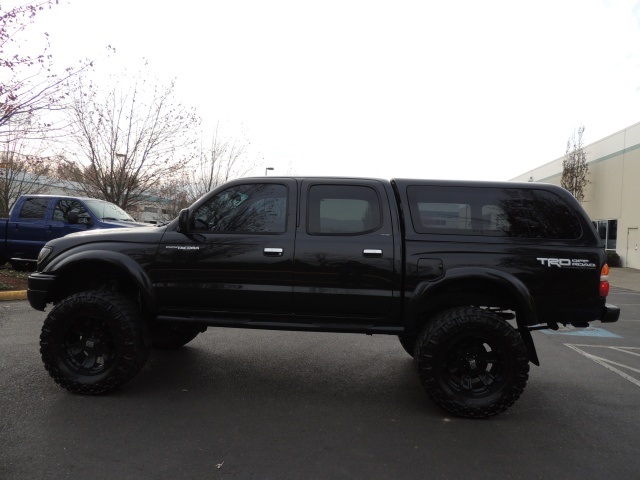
[{"left": 84, "top": 200, "right": 135, "bottom": 222}]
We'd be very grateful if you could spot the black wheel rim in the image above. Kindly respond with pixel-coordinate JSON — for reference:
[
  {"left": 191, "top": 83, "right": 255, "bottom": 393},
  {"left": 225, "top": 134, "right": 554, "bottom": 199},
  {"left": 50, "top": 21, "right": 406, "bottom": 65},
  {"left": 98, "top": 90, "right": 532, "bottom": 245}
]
[
  {"left": 61, "top": 316, "right": 117, "bottom": 375},
  {"left": 441, "top": 335, "right": 506, "bottom": 398}
]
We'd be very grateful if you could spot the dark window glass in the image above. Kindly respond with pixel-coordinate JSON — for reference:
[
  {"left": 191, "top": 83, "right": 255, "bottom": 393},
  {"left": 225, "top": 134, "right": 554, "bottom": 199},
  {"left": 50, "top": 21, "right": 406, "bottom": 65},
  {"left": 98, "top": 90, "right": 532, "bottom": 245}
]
[
  {"left": 193, "top": 183, "right": 287, "bottom": 234},
  {"left": 596, "top": 220, "right": 607, "bottom": 242},
  {"left": 307, "top": 185, "right": 382, "bottom": 235},
  {"left": 520, "top": 190, "right": 582, "bottom": 239},
  {"left": 607, "top": 219, "right": 617, "bottom": 250},
  {"left": 594, "top": 219, "right": 617, "bottom": 250},
  {"left": 53, "top": 200, "right": 91, "bottom": 224},
  {"left": 407, "top": 186, "right": 581, "bottom": 239},
  {"left": 18, "top": 198, "right": 48, "bottom": 220}
]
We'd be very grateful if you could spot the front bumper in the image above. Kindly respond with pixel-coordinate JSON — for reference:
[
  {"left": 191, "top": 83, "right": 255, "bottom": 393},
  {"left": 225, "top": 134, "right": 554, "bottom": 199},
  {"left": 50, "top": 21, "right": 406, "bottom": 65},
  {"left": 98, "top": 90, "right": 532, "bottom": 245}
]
[
  {"left": 27, "top": 272, "right": 57, "bottom": 311},
  {"left": 600, "top": 303, "right": 620, "bottom": 323}
]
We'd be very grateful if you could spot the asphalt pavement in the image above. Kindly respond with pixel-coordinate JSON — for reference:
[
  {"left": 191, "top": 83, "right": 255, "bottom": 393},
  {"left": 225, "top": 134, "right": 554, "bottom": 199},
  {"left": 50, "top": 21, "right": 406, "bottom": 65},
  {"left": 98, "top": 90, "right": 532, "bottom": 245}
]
[
  {"left": 605, "top": 267, "right": 640, "bottom": 292},
  {"left": 2, "top": 275, "right": 640, "bottom": 479}
]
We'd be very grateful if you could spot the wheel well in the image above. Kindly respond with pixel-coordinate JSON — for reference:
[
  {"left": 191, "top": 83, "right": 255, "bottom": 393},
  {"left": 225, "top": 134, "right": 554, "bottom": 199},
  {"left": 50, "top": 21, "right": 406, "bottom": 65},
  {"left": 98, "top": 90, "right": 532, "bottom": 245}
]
[
  {"left": 51, "top": 261, "right": 144, "bottom": 311},
  {"left": 412, "top": 279, "right": 523, "bottom": 333}
]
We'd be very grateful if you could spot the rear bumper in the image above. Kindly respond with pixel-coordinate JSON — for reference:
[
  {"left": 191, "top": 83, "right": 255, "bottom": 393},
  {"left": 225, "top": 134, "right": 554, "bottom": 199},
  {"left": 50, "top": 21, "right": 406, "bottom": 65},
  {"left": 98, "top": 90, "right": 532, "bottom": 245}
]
[
  {"left": 27, "top": 272, "right": 57, "bottom": 311},
  {"left": 600, "top": 303, "right": 620, "bottom": 323}
]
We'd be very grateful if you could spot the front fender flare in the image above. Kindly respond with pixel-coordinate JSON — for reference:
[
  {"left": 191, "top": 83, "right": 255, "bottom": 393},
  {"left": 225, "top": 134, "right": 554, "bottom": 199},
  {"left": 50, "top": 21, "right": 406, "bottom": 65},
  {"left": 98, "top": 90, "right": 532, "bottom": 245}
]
[{"left": 44, "top": 250, "right": 157, "bottom": 313}]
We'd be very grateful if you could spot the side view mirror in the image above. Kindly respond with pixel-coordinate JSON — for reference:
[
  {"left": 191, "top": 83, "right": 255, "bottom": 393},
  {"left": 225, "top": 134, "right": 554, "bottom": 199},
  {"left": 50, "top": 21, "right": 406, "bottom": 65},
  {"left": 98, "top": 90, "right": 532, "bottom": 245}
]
[
  {"left": 67, "top": 211, "right": 79, "bottom": 224},
  {"left": 178, "top": 208, "right": 190, "bottom": 233},
  {"left": 67, "top": 211, "right": 94, "bottom": 227}
]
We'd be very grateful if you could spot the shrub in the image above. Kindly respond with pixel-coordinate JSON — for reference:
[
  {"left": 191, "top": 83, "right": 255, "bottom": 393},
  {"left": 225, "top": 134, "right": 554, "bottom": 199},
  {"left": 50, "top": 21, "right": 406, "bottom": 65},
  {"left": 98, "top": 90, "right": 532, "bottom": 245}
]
[{"left": 606, "top": 251, "right": 622, "bottom": 268}]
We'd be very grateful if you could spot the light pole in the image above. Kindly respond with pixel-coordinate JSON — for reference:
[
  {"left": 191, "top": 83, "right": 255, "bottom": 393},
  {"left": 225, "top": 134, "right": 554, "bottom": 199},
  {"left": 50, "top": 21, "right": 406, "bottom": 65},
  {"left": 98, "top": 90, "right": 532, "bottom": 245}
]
[{"left": 265, "top": 167, "right": 274, "bottom": 176}]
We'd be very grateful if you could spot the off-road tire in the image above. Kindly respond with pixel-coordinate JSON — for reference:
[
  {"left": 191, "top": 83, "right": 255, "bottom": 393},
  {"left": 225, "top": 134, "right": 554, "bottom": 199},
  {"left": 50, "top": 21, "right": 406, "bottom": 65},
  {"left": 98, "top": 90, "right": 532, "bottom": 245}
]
[
  {"left": 415, "top": 306, "right": 530, "bottom": 418},
  {"left": 40, "top": 290, "right": 149, "bottom": 394},
  {"left": 398, "top": 334, "right": 418, "bottom": 357},
  {"left": 150, "top": 325, "right": 202, "bottom": 350}
]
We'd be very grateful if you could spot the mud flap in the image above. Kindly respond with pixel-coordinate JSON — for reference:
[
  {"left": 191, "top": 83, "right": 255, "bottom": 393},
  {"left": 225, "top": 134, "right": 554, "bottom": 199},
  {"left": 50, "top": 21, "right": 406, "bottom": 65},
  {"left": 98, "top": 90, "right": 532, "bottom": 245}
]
[{"left": 518, "top": 326, "right": 540, "bottom": 366}]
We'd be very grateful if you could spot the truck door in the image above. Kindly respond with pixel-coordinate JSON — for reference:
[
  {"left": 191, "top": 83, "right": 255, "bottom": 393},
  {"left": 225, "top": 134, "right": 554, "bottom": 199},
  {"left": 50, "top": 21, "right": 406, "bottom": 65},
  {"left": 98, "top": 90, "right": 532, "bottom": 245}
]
[
  {"left": 293, "top": 180, "right": 396, "bottom": 323},
  {"left": 6, "top": 197, "right": 51, "bottom": 260},
  {"left": 155, "top": 180, "right": 296, "bottom": 315}
]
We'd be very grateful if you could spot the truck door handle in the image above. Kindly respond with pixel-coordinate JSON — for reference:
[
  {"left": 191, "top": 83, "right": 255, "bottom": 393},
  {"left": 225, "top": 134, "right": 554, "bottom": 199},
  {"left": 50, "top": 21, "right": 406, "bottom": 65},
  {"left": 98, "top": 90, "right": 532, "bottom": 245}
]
[
  {"left": 264, "top": 247, "right": 283, "bottom": 257},
  {"left": 363, "top": 249, "right": 383, "bottom": 258}
]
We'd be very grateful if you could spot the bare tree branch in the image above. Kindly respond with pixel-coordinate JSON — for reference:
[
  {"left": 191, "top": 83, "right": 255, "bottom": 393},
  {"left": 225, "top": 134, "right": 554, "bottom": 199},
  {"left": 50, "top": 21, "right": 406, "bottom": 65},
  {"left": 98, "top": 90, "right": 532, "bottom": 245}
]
[
  {"left": 1, "top": 1, "right": 93, "bottom": 140},
  {"left": 0, "top": 123, "right": 57, "bottom": 216},
  {"left": 186, "top": 123, "right": 256, "bottom": 202},
  {"left": 63, "top": 71, "right": 200, "bottom": 210},
  {"left": 561, "top": 125, "right": 589, "bottom": 202}
]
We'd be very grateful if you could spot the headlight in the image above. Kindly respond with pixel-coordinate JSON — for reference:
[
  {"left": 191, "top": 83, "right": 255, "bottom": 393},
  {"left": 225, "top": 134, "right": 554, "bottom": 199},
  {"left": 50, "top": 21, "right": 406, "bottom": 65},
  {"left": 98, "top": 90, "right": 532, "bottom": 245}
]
[{"left": 37, "top": 246, "right": 53, "bottom": 265}]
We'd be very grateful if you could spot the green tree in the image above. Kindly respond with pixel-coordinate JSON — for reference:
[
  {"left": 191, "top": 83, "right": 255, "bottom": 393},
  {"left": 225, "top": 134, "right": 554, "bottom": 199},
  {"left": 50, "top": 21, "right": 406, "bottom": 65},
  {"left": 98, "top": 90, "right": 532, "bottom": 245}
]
[{"left": 561, "top": 125, "right": 589, "bottom": 202}]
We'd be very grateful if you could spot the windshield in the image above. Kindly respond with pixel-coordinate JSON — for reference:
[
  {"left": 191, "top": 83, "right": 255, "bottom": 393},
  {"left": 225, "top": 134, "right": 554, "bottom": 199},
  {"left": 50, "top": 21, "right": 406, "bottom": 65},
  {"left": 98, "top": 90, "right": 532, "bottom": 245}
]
[{"left": 84, "top": 200, "right": 135, "bottom": 222}]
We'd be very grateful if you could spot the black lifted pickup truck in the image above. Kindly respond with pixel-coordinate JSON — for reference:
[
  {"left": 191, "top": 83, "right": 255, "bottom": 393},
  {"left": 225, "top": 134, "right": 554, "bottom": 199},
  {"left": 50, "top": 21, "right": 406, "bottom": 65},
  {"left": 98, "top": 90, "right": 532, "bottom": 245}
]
[{"left": 28, "top": 177, "right": 620, "bottom": 418}]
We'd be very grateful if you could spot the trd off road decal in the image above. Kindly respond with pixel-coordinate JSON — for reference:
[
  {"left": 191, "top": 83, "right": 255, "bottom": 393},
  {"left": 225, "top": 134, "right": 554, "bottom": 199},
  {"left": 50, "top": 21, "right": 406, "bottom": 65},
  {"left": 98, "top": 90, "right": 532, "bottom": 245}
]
[{"left": 536, "top": 258, "right": 597, "bottom": 269}]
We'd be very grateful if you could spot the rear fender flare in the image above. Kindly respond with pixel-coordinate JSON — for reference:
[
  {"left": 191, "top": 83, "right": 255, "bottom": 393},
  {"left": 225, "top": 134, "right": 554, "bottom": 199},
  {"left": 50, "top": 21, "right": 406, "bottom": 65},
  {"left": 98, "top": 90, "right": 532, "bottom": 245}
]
[{"left": 407, "top": 267, "right": 540, "bottom": 365}]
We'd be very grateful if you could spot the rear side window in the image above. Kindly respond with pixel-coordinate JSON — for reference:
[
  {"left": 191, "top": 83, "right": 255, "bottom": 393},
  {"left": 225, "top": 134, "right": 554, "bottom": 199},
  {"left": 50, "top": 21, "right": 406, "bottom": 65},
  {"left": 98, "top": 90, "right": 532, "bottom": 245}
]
[
  {"left": 407, "top": 186, "right": 582, "bottom": 239},
  {"left": 18, "top": 198, "right": 49, "bottom": 220},
  {"left": 307, "top": 185, "right": 382, "bottom": 235}
]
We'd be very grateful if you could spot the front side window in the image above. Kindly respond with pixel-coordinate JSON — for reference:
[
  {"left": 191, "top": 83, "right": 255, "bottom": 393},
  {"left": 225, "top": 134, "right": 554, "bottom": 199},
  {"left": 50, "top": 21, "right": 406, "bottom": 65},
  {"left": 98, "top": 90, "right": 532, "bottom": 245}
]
[
  {"left": 193, "top": 183, "right": 287, "bottom": 234},
  {"left": 18, "top": 198, "right": 49, "bottom": 220},
  {"left": 307, "top": 185, "right": 382, "bottom": 235},
  {"left": 53, "top": 199, "right": 91, "bottom": 224}
]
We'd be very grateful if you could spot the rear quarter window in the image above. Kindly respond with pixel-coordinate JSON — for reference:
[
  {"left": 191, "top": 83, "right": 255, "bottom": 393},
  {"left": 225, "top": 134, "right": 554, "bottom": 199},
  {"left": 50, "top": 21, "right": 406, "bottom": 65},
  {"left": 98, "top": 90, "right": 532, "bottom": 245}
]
[{"left": 406, "top": 186, "right": 582, "bottom": 240}]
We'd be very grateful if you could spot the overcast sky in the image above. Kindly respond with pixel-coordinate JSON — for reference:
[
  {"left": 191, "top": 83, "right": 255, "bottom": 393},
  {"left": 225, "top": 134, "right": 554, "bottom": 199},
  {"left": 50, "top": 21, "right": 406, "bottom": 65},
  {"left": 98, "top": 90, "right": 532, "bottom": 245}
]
[{"left": 28, "top": 0, "right": 640, "bottom": 181}]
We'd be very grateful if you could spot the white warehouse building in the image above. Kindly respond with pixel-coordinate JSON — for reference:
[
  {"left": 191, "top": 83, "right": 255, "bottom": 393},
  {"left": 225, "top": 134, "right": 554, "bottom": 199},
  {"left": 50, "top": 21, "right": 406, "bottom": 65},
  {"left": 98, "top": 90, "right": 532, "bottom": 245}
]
[{"left": 512, "top": 121, "right": 640, "bottom": 269}]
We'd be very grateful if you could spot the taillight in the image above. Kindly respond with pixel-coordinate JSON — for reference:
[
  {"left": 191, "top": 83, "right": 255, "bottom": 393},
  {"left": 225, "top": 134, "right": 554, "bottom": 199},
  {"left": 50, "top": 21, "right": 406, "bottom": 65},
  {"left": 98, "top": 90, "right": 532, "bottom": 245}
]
[{"left": 600, "top": 263, "right": 610, "bottom": 297}]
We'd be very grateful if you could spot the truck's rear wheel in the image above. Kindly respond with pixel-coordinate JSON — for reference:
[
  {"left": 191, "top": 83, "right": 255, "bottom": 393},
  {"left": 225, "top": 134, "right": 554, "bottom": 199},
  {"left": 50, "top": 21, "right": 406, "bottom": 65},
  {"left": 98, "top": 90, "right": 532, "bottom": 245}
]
[
  {"left": 415, "top": 307, "right": 530, "bottom": 418},
  {"left": 40, "top": 291, "right": 148, "bottom": 394}
]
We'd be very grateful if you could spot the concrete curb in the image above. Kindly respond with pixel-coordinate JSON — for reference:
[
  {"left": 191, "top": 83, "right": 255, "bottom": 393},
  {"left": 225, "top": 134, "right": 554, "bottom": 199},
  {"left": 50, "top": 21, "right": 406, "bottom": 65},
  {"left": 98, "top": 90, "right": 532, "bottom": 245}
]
[{"left": 0, "top": 290, "right": 27, "bottom": 301}]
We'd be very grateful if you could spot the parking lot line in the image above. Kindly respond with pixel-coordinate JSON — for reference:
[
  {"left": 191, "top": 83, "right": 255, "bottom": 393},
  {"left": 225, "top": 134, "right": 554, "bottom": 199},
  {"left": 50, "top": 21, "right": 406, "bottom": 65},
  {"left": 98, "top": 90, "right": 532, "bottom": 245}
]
[{"left": 565, "top": 344, "right": 640, "bottom": 388}]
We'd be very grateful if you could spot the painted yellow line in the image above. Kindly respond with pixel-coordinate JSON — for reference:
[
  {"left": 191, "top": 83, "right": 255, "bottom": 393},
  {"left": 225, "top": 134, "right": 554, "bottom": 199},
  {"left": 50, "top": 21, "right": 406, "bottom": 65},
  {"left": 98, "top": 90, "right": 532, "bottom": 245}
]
[{"left": 0, "top": 290, "right": 27, "bottom": 301}]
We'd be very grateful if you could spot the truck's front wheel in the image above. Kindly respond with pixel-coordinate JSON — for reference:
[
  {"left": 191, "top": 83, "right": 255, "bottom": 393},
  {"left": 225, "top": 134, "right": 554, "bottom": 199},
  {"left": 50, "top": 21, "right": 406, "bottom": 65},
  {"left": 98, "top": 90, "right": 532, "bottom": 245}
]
[
  {"left": 40, "top": 291, "right": 148, "bottom": 394},
  {"left": 398, "top": 334, "right": 418, "bottom": 357},
  {"left": 415, "top": 307, "right": 530, "bottom": 418}
]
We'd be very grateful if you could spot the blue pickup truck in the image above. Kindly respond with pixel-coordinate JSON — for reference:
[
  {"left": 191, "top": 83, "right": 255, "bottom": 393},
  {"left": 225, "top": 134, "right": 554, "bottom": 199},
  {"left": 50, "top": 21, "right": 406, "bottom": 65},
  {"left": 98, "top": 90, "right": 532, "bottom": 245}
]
[{"left": 0, "top": 195, "right": 146, "bottom": 269}]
